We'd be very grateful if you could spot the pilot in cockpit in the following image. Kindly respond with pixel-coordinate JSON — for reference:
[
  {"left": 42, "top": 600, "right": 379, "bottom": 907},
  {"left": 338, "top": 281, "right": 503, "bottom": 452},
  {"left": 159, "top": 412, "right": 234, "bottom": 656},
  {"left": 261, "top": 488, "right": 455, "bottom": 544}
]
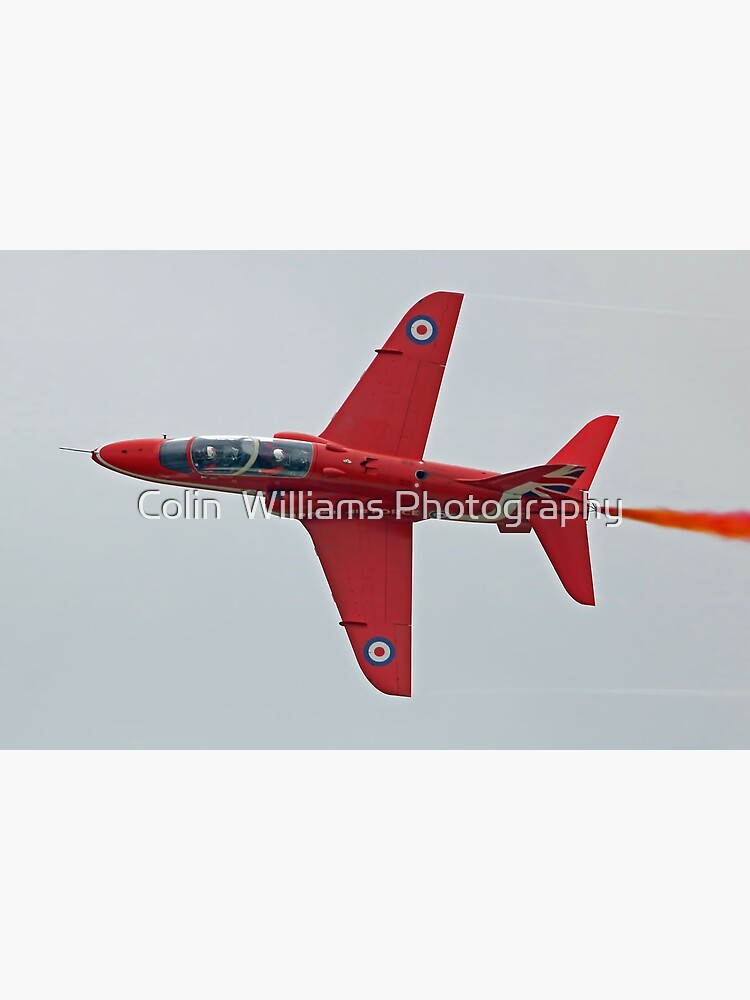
[
  {"left": 255, "top": 443, "right": 287, "bottom": 472},
  {"left": 194, "top": 444, "right": 218, "bottom": 471}
]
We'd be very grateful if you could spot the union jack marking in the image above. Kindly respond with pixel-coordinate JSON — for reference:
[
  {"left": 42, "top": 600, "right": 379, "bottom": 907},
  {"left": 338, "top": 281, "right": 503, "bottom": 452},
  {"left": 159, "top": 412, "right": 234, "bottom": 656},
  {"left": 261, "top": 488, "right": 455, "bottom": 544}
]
[{"left": 522, "top": 465, "right": 585, "bottom": 500}]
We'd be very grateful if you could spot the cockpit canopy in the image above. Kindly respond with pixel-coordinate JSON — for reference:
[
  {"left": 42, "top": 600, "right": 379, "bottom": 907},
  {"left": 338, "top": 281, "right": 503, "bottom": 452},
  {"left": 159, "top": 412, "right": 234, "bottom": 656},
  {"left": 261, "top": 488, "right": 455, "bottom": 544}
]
[{"left": 159, "top": 436, "right": 313, "bottom": 478}]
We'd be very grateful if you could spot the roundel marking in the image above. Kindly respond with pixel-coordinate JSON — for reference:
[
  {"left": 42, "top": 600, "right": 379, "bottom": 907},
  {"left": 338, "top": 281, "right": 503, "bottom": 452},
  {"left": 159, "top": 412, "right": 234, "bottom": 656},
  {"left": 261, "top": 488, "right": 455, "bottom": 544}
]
[
  {"left": 364, "top": 637, "right": 396, "bottom": 667},
  {"left": 406, "top": 314, "right": 438, "bottom": 344}
]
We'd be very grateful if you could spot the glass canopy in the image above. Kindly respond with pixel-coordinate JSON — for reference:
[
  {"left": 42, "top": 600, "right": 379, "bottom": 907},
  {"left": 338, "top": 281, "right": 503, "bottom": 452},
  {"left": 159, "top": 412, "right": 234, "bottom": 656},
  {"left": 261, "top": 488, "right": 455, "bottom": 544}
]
[{"left": 160, "top": 437, "right": 313, "bottom": 478}]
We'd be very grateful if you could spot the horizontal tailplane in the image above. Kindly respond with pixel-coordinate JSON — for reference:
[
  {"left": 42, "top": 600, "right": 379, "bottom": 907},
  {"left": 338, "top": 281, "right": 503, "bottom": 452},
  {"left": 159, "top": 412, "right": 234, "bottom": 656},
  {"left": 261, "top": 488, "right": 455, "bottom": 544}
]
[
  {"left": 529, "top": 505, "right": 595, "bottom": 605},
  {"left": 514, "top": 415, "right": 618, "bottom": 604},
  {"left": 549, "top": 415, "right": 619, "bottom": 492}
]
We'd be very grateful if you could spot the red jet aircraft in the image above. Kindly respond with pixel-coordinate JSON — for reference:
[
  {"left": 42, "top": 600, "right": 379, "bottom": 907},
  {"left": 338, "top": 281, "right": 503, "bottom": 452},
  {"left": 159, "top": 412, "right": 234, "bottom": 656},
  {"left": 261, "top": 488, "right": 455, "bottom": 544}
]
[{"left": 90, "top": 292, "right": 618, "bottom": 696}]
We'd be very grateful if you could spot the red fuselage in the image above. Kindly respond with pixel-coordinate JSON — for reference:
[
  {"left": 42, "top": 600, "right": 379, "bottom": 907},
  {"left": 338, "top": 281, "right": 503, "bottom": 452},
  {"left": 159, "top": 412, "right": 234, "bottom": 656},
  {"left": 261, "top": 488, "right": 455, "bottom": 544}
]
[{"left": 92, "top": 432, "right": 530, "bottom": 523}]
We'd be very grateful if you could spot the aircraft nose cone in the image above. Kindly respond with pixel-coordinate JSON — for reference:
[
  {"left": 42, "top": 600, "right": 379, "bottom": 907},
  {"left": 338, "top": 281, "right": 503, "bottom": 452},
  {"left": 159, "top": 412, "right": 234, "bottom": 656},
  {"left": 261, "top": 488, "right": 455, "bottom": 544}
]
[
  {"left": 97, "top": 443, "right": 126, "bottom": 467},
  {"left": 99, "top": 441, "right": 145, "bottom": 470},
  {"left": 94, "top": 439, "right": 164, "bottom": 480}
]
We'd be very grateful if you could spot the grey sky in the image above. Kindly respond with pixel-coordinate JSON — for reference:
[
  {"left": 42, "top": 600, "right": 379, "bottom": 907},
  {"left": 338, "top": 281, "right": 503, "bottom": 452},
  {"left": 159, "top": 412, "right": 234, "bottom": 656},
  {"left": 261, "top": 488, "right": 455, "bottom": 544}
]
[{"left": 2, "top": 251, "right": 749, "bottom": 747}]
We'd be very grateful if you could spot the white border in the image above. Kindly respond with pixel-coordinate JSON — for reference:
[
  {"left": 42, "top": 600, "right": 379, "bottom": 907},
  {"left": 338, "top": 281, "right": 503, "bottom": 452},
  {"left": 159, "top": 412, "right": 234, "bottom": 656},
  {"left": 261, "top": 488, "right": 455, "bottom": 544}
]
[
  {"left": 3, "top": 2, "right": 747, "bottom": 994},
  {"left": 2, "top": 4, "right": 747, "bottom": 247},
  {"left": 2, "top": 754, "right": 749, "bottom": 999}
]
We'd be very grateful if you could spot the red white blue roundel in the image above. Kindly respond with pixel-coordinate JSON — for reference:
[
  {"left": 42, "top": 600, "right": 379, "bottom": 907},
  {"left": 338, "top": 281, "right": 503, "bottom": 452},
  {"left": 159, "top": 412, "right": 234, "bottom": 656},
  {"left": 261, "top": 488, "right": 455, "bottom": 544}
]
[
  {"left": 406, "top": 314, "right": 438, "bottom": 344},
  {"left": 364, "top": 637, "right": 396, "bottom": 666}
]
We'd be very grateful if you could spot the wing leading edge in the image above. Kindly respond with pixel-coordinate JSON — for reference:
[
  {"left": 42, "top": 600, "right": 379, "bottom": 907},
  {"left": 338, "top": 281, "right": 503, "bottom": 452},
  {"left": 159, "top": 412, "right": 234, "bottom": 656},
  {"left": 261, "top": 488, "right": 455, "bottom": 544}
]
[
  {"left": 321, "top": 291, "right": 464, "bottom": 459},
  {"left": 302, "top": 516, "right": 413, "bottom": 696}
]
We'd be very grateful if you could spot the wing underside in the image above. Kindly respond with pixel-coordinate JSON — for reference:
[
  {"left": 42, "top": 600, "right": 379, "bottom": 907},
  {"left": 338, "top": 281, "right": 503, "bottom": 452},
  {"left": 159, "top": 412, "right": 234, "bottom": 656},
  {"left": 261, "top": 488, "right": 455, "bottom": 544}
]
[
  {"left": 321, "top": 291, "right": 464, "bottom": 459},
  {"left": 302, "top": 516, "right": 413, "bottom": 696}
]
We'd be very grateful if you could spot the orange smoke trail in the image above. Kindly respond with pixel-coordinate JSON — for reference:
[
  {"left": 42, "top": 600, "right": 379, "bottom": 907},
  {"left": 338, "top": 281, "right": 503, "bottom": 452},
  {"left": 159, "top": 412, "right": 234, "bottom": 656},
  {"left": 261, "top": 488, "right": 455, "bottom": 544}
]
[{"left": 620, "top": 508, "right": 750, "bottom": 541}]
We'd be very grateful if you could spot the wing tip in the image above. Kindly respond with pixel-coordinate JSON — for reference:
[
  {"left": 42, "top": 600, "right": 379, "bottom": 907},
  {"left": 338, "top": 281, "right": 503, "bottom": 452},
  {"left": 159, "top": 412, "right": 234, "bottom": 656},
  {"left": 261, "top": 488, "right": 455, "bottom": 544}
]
[
  {"left": 418, "top": 289, "right": 465, "bottom": 305},
  {"left": 365, "top": 672, "right": 412, "bottom": 697}
]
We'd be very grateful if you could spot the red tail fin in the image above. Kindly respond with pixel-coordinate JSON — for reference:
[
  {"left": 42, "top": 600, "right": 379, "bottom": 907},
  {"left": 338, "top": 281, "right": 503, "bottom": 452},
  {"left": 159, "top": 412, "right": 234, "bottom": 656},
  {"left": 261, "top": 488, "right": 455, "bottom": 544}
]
[{"left": 532, "top": 415, "right": 618, "bottom": 605}]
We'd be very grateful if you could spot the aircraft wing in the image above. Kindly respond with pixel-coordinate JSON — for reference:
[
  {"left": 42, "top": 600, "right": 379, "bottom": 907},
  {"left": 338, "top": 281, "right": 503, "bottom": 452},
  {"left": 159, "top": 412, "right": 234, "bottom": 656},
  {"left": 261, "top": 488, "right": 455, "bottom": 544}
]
[
  {"left": 320, "top": 291, "right": 464, "bottom": 460},
  {"left": 302, "top": 515, "right": 413, "bottom": 696}
]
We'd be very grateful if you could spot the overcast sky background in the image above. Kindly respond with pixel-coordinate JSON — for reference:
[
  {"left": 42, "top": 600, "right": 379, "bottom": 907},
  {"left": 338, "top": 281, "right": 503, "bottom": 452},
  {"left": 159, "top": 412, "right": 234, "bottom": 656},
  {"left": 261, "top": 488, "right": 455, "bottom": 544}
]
[{"left": 2, "top": 251, "right": 749, "bottom": 748}]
